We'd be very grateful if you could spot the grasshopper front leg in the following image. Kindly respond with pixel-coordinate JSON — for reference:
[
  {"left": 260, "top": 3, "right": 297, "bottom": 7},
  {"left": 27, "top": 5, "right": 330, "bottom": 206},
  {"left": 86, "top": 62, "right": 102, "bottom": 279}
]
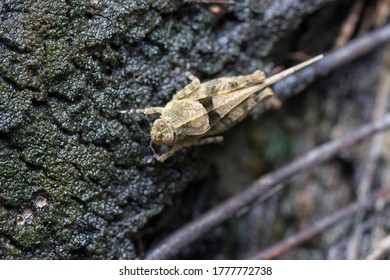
[
  {"left": 155, "top": 145, "right": 181, "bottom": 162},
  {"left": 155, "top": 136, "right": 224, "bottom": 162}
]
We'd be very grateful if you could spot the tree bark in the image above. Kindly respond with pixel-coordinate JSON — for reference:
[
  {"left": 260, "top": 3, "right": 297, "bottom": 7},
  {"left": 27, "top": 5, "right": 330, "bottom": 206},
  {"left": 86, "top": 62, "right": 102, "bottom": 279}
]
[{"left": 0, "top": 0, "right": 364, "bottom": 259}]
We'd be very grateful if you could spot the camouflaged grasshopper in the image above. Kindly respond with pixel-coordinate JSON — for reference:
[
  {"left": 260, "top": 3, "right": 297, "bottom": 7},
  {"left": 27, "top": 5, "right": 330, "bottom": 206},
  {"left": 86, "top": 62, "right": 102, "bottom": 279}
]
[{"left": 123, "top": 55, "right": 323, "bottom": 162}]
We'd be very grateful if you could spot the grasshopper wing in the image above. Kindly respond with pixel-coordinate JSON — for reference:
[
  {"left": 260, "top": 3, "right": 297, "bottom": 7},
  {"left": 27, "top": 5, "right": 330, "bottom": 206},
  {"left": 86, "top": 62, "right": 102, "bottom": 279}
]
[
  {"left": 165, "top": 83, "right": 268, "bottom": 136},
  {"left": 173, "top": 71, "right": 265, "bottom": 101},
  {"left": 161, "top": 99, "right": 211, "bottom": 136}
]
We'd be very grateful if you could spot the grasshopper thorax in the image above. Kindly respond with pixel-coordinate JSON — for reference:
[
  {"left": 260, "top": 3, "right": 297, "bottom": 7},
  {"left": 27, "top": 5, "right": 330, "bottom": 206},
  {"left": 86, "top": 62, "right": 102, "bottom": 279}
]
[{"left": 151, "top": 118, "right": 176, "bottom": 146}]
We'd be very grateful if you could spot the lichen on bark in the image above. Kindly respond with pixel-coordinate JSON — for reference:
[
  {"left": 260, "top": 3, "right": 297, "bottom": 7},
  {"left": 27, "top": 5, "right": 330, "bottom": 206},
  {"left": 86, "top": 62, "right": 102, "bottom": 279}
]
[{"left": 0, "top": 0, "right": 334, "bottom": 259}]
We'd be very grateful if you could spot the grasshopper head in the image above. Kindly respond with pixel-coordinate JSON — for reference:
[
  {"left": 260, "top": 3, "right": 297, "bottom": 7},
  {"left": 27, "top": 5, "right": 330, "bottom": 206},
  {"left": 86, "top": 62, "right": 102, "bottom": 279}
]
[{"left": 151, "top": 118, "right": 176, "bottom": 146}]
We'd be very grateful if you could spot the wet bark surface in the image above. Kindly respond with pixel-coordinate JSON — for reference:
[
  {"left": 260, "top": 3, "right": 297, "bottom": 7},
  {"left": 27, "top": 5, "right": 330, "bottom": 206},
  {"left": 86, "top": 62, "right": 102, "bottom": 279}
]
[{"left": 3, "top": 0, "right": 387, "bottom": 260}]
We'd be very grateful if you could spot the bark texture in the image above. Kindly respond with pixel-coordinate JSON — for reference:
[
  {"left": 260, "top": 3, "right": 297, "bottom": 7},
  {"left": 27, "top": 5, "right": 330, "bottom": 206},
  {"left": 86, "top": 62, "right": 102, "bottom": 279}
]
[{"left": 0, "top": 0, "right": 372, "bottom": 259}]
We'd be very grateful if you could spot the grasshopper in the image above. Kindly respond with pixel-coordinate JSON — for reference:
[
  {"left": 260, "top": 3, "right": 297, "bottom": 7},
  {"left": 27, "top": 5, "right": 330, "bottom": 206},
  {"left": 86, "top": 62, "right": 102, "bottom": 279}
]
[{"left": 123, "top": 55, "right": 323, "bottom": 162}]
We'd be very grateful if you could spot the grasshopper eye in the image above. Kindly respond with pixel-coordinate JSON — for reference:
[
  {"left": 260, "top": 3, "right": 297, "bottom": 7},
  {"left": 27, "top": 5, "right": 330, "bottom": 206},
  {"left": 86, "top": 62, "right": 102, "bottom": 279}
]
[
  {"left": 151, "top": 119, "right": 176, "bottom": 146},
  {"left": 162, "top": 132, "right": 175, "bottom": 145},
  {"left": 156, "top": 119, "right": 166, "bottom": 131}
]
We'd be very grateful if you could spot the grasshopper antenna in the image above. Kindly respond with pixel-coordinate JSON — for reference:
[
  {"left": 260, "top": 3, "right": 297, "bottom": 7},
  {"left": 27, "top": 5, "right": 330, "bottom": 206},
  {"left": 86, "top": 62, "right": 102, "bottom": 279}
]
[
  {"left": 119, "top": 109, "right": 138, "bottom": 114},
  {"left": 263, "top": 54, "right": 323, "bottom": 87}
]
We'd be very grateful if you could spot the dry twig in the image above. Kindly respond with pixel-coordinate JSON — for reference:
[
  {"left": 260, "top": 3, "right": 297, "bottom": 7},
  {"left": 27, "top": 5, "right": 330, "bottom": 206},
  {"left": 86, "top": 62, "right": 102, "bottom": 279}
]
[
  {"left": 347, "top": 51, "right": 390, "bottom": 259},
  {"left": 248, "top": 188, "right": 390, "bottom": 260},
  {"left": 333, "top": 1, "right": 364, "bottom": 49},
  {"left": 374, "top": 0, "right": 390, "bottom": 28},
  {"left": 195, "top": 0, "right": 235, "bottom": 4},
  {"left": 366, "top": 234, "right": 390, "bottom": 259},
  {"left": 145, "top": 114, "right": 390, "bottom": 259},
  {"left": 272, "top": 24, "right": 390, "bottom": 103}
]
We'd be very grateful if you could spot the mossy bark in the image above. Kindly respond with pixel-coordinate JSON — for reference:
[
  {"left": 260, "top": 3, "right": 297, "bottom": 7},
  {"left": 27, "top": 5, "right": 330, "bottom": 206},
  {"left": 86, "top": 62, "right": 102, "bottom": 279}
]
[{"left": 0, "top": 0, "right": 344, "bottom": 259}]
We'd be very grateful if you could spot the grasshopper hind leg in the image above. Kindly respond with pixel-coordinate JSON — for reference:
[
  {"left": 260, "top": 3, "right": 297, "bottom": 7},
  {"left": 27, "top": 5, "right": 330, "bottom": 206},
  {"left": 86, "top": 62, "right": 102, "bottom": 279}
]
[
  {"left": 249, "top": 70, "right": 266, "bottom": 84},
  {"left": 256, "top": 87, "right": 282, "bottom": 110},
  {"left": 197, "top": 136, "right": 224, "bottom": 146},
  {"left": 173, "top": 73, "right": 201, "bottom": 100},
  {"left": 256, "top": 87, "right": 274, "bottom": 102}
]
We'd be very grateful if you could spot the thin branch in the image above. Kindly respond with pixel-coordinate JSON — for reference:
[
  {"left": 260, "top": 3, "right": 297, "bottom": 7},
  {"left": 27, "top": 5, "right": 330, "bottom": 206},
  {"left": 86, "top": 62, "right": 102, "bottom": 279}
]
[
  {"left": 347, "top": 51, "right": 390, "bottom": 259},
  {"left": 145, "top": 114, "right": 390, "bottom": 259},
  {"left": 195, "top": 0, "right": 235, "bottom": 4},
  {"left": 373, "top": 0, "right": 390, "bottom": 28},
  {"left": 333, "top": 1, "right": 364, "bottom": 49},
  {"left": 366, "top": 234, "right": 390, "bottom": 259},
  {"left": 271, "top": 24, "right": 390, "bottom": 104},
  {"left": 248, "top": 188, "right": 390, "bottom": 260}
]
